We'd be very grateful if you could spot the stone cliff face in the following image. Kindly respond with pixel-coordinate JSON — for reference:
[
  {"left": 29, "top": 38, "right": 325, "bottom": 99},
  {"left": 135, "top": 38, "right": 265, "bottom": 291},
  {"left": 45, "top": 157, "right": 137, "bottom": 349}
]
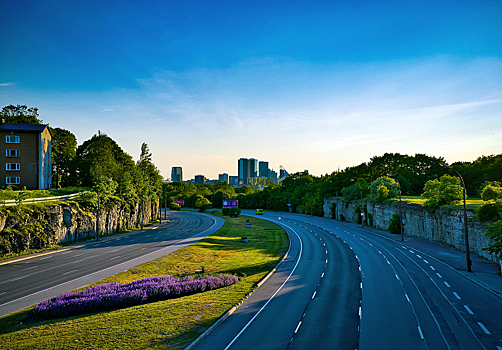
[
  {"left": 323, "top": 198, "right": 496, "bottom": 262},
  {"left": 0, "top": 199, "right": 159, "bottom": 256}
]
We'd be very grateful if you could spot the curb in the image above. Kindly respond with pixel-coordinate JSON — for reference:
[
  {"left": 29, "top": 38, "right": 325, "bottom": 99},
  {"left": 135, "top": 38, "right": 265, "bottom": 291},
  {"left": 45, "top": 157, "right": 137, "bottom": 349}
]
[{"left": 185, "top": 221, "right": 293, "bottom": 350}]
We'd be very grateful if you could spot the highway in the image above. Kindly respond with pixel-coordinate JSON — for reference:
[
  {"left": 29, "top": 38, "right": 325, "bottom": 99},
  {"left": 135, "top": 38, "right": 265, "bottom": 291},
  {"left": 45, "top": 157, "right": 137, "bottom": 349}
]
[
  {"left": 192, "top": 211, "right": 502, "bottom": 350},
  {"left": 0, "top": 211, "right": 223, "bottom": 318}
]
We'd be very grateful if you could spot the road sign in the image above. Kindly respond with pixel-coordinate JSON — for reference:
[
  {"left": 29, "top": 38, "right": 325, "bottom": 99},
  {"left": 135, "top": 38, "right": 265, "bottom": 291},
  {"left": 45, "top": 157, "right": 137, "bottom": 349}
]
[{"left": 223, "top": 200, "right": 239, "bottom": 208}]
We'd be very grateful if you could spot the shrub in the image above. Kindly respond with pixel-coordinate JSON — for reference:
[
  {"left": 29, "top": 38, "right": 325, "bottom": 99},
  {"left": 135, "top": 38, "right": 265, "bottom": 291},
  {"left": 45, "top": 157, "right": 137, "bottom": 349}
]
[
  {"left": 482, "top": 220, "right": 502, "bottom": 258},
  {"left": 339, "top": 214, "right": 345, "bottom": 221},
  {"left": 388, "top": 213, "right": 401, "bottom": 234},
  {"left": 222, "top": 208, "right": 230, "bottom": 216},
  {"left": 476, "top": 200, "right": 502, "bottom": 222},
  {"left": 422, "top": 175, "right": 463, "bottom": 211},
  {"left": 369, "top": 176, "right": 398, "bottom": 202},
  {"left": 329, "top": 203, "right": 336, "bottom": 219},
  {"left": 229, "top": 207, "right": 241, "bottom": 217}
]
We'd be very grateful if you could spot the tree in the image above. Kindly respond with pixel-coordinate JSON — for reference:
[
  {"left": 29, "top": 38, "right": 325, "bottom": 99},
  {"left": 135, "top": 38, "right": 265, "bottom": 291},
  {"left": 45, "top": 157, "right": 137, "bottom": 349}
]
[
  {"left": 369, "top": 176, "right": 399, "bottom": 202},
  {"left": 481, "top": 183, "right": 502, "bottom": 201},
  {"left": 51, "top": 127, "right": 77, "bottom": 188},
  {"left": 0, "top": 104, "right": 43, "bottom": 124},
  {"left": 195, "top": 197, "right": 212, "bottom": 212},
  {"left": 422, "top": 175, "right": 463, "bottom": 211},
  {"left": 482, "top": 220, "right": 502, "bottom": 272},
  {"left": 136, "top": 142, "right": 163, "bottom": 201}
]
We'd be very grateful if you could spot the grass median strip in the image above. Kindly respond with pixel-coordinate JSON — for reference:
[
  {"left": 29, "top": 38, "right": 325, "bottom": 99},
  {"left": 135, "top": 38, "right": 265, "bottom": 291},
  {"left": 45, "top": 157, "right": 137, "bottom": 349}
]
[{"left": 0, "top": 213, "right": 289, "bottom": 350}]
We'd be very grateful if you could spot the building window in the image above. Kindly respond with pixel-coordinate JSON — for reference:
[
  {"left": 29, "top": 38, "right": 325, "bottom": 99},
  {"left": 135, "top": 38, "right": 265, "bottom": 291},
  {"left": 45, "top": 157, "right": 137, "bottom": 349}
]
[
  {"left": 6, "top": 176, "right": 20, "bottom": 184},
  {"left": 6, "top": 163, "right": 21, "bottom": 171},
  {"left": 6, "top": 149, "right": 20, "bottom": 157},
  {"left": 5, "top": 135, "right": 20, "bottom": 143}
]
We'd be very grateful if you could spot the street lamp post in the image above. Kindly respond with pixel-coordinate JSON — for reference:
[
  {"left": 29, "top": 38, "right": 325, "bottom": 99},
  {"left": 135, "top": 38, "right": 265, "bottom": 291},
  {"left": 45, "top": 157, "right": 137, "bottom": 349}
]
[
  {"left": 387, "top": 174, "right": 404, "bottom": 242},
  {"left": 440, "top": 163, "right": 472, "bottom": 272},
  {"left": 96, "top": 190, "right": 101, "bottom": 241}
]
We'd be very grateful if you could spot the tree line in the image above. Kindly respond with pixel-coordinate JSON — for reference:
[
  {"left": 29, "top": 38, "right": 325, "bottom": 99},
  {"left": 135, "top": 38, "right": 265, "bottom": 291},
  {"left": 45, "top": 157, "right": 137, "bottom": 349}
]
[
  {"left": 1, "top": 104, "right": 163, "bottom": 202},
  {"left": 164, "top": 152, "right": 502, "bottom": 216}
]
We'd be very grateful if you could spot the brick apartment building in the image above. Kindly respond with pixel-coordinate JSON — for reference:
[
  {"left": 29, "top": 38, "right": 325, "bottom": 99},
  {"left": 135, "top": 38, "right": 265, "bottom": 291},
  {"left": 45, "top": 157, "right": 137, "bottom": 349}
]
[{"left": 0, "top": 121, "right": 52, "bottom": 189}]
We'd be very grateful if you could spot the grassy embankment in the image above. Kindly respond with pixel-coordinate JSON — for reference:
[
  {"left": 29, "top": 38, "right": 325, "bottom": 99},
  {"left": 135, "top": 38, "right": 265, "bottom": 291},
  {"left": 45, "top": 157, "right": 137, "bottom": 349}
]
[
  {"left": 0, "top": 213, "right": 289, "bottom": 350},
  {"left": 391, "top": 196, "right": 483, "bottom": 210}
]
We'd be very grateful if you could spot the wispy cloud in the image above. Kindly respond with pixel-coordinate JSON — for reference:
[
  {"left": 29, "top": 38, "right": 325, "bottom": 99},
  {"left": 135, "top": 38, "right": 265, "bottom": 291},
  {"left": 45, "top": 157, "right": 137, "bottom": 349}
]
[{"left": 0, "top": 82, "right": 13, "bottom": 87}]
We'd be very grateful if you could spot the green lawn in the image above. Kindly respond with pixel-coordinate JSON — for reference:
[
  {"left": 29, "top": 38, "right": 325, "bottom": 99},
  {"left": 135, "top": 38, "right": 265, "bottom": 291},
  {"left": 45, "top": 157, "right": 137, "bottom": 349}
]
[
  {"left": 390, "top": 196, "right": 483, "bottom": 210},
  {"left": 0, "top": 214, "right": 289, "bottom": 350}
]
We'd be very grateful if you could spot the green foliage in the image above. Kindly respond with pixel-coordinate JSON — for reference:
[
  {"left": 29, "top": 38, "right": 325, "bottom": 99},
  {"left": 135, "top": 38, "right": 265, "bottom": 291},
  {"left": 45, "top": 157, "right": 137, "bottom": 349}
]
[
  {"left": 481, "top": 183, "right": 502, "bottom": 201},
  {"left": 370, "top": 176, "right": 399, "bottom": 202},
  {"left": 51, "top": 127, "right": 77, "bottom": 189},
  {"left": 229, "top": 207, "right": 241, "bottom": 217},
  {"left": 476, "top": 200, "right": 502, "bottom": 222},
  {"left": 482, "top": 220, "right": 502, "bottom": 257},
  {"left": 0, "top": 104, "right": 43, "bottom": 124},
  {"left": 422, "top": 175, "right": 463, "bottom": 211},
  {"left": 388, "top": 213, "right": 401, "bottom": 234},
  {"left": 354, "top": 204, "right": 362, "bottom": 224},
  {"left": 195, "top": 197, "right": 212, "bottom": 212},
  {"left": 329, "top": 202, "right": 336, "bottom": 219},
  {"left": 339, "top": 213, "right": 345, "bottom": 221},
  {"left": 169, "top": 202, "right": 181, "bottom": 211},
  {"left": 341, "top": 183, "right": 363, "bottom": 201}
]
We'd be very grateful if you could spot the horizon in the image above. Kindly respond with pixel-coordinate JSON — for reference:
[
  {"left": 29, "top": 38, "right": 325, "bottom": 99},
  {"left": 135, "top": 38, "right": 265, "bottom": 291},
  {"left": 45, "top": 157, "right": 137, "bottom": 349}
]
[{"left": 1, "top": 0, "right": 501, "bottom": 180}]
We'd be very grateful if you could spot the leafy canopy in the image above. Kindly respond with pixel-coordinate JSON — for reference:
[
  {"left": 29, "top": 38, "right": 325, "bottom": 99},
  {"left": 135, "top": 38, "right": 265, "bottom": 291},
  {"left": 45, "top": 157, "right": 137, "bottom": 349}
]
[{"left": 422, "top": 174, "right": 463, "bottom": 210}]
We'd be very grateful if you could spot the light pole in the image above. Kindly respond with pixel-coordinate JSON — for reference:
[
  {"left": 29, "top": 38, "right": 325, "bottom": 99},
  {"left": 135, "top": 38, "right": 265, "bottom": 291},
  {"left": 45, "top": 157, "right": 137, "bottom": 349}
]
[
  {"left": 440, "top": 163, "right": 472, "bottom": 272},
  {"left": 387, "top": 173, "right": 404, "bottom": 242}
]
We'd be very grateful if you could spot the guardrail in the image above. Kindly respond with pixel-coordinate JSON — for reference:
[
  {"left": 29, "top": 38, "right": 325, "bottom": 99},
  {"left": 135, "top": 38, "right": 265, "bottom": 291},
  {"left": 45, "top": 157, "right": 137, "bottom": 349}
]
[{"left": 0, "top": 192, "right": 86, "bottom": 207}]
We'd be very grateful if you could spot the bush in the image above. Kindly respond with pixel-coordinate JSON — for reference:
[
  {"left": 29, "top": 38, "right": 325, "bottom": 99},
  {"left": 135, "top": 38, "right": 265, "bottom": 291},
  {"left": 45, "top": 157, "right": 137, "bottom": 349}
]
[
  {"left": 422, "top": 175, "right": 463, "bottom": 211},
  {"left": 222, "top": 208, "right": 230, "bottom": 216},
  {"left": 329, "top": 203, "right": 336, "bottom": 219},
  {"left": 476, "top": 200, "right": 502, "bottom": 222},
  {"left": 229, "top": 207, "right": 241, "bottom": 217},
  {"left": 339, "top": 214, "right": 345, "bottom": 221},
  {"left": 482, "top": 220, "right": 502, "bottom": 258},
  {"left": 388, "top": 213, "right": 401, "bottom": 234}
]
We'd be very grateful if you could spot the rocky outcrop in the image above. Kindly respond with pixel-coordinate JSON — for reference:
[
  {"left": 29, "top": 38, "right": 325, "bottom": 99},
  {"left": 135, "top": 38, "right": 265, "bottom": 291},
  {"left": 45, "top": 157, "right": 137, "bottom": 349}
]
[
  {"left": 323, "top": 198, "right": 495, "bottom": 262},
  {"left": 0, "top": 199, "right": 159, "bottom": 256}
]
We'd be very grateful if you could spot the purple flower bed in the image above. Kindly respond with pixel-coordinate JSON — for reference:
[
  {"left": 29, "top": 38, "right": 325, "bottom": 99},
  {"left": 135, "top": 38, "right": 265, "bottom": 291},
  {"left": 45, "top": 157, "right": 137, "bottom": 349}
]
[{"left": 30, "top": 274, "right": 238, "bottom": 319}]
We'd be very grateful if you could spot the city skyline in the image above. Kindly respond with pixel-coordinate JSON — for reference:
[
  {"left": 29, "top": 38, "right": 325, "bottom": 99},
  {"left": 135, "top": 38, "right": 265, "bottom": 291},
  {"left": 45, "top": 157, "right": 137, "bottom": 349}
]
[{"left": 1, "top": 1, "right": 501, "bottom": 180}]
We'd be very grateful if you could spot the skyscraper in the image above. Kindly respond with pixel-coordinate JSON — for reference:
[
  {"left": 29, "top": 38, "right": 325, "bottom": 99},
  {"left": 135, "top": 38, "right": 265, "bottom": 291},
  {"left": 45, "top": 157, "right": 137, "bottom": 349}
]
[
  {"left": 171, "top": 167, "right": 182, "bottom": 182},
  {"left": 259, "top": 161, "right": 269, "bottom": 177},
  {"left": 238, "top": 158, "right": 258, "bottom": 184}
]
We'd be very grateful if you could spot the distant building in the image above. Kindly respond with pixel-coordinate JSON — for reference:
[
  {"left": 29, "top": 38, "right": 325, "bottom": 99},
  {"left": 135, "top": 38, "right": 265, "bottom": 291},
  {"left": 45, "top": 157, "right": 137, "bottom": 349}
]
[
  {"left": 280, "top": 168, "right": 288, "bottom": 179},
  {"left": 259, "top": 161, "right": 269, "bottom": 177},
  {"left": 171, "top": 167, "right": 183, "bottom": 182},
  {"left": 194, "top": 175, "right": 205, "bottom": 185},
  {"left": 218, "top": 173, "right": 228, "bottom": 183},
  {"left": 238, "top": 158, "right": 257, "bottom": 184},
  {"left": 268, "top": 169, "right": 278, "bottom": 179},
  {"left": 0, "top": 121, "right": 52, "bottom": 189},
  {"left": 229, "top": 176, "right": 239, "bottom": 186}
]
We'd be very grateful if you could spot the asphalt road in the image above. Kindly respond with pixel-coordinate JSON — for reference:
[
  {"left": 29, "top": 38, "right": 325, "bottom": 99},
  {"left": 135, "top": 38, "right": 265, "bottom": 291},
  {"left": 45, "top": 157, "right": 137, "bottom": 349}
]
[
  {"left": 192, "top": 211, "right": 502, "bottom": 350},
  {"left": 0, "top": 211, "right": 223, "bottom": 318}
]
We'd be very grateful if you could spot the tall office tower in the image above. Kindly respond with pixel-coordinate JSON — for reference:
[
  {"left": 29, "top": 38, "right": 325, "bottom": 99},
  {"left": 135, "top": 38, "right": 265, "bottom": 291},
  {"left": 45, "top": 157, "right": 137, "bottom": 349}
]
[
  {"left": 280, "top": 168, "right": 287, "bottom": 179},
  {"left": 171, "top": 167, "right": 183, "bottom": 182},
  {"left": 238, "top": 158, "right": 258, "bottom": 184},
  {"left": 194, "top": 175, "right": 205, "bottom": 184},
  {"left": 258, "top": 161, "right": 269, "bottom": 177},
  {"left": 218, "top": 173, "right": 229, "bottom": 183},
  {"left": 269, "top": 169, "right": 278, "bottom": 179}
]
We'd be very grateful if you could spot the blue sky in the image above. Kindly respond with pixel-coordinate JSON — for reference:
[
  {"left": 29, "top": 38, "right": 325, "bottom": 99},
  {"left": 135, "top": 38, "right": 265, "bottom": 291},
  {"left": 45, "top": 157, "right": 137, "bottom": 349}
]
[{"left": 1, "top": 0, "right": 501, "bottom": 180}]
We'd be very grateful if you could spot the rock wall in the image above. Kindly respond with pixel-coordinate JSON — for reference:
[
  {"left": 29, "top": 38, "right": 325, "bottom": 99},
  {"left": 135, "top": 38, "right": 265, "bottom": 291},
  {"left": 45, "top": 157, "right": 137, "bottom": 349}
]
[
  {"left": 0, "top": 199, "right": 159, "bottom": 256},
  {"left": 323, "top": 197, "right": 496, "bottom": 262}
]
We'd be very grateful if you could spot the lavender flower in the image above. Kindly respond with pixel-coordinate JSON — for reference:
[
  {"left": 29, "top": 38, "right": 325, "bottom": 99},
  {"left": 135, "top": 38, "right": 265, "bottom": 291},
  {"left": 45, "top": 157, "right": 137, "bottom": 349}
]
[{"left": 30, "top": 275, "right": 238, "bottom": 318}]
